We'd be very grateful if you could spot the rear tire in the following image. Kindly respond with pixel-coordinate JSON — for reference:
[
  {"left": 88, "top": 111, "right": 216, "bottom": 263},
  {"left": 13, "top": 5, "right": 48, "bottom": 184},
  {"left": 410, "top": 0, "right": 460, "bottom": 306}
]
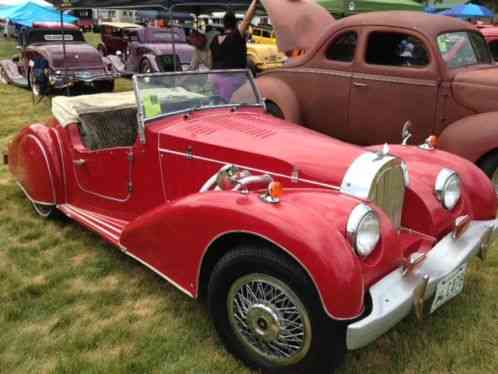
[
  {"left": 265, "top": 101, "right": 285, "bottom": 119},
  {"left": 32, "top": 203, "right": 55, "bottom": 218},
  {"left": 208, "top": 245, "right": 345, "bottom": 374},
  {"left": 477, "top": 150, "right": 498, "bottom": 194}
]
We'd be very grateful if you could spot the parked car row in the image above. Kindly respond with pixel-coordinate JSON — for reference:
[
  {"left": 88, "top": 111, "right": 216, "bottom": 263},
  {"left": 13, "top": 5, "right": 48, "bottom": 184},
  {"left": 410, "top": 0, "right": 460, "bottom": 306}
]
[{"left": 3, "top": 2, "right": 498, "bottom": 374}]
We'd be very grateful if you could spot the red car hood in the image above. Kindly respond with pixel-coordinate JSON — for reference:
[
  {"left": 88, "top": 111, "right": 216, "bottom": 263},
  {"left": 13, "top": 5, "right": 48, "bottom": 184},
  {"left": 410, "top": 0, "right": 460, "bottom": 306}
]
[
  {"left": 452, "top": 66, "right": 498, "bottom": 112},
  {"left": 158, "top": 108, "right": 362, "bottom": 188},
  {"left": 33, "top": 43, "right": 104, "bottom": 69}
]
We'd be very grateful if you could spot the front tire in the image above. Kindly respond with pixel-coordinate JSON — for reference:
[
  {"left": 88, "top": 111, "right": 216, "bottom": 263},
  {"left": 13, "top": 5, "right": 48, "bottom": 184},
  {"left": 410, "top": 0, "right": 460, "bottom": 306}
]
[
  {"left": 478, "top": 150, "right": 498, "bottom": 194},
  {"left": 208, "top": 245, "right": 345, "bottom": 374},
  {"left": 140, "top": 59, "right": 153, "bottom": 74},
  {"left": 265, "top": 101, "right": 285, "bottom": 120}
]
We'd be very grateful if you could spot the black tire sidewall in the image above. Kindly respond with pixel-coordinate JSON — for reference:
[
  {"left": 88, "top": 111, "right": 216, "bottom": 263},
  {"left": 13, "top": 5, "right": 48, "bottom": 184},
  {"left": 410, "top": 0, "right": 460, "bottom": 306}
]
[
  {"left": 478, "top": 151, "right": 498, "bottom": 181},
  {"left": 140, "top": 59, "right": 152, "bottom": 74},
  {"left": 208, "top": 246, "right": 344, "bottom": 374}
]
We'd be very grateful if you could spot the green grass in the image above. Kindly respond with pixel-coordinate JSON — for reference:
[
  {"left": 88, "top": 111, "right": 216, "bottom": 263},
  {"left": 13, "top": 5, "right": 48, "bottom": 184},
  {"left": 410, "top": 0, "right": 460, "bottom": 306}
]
[{"left": 0, "top": 33, "right": 497, "bottom": 374}]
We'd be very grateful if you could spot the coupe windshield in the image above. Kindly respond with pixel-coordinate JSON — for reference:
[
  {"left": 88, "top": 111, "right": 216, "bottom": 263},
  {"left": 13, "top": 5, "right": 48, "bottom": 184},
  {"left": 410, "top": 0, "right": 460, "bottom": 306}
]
[
  {"left": 437, "top": 31, "right": 493, "bottom": 68},
  {"left": 135, "top": 70, "right": 262, "bottom": 121}
]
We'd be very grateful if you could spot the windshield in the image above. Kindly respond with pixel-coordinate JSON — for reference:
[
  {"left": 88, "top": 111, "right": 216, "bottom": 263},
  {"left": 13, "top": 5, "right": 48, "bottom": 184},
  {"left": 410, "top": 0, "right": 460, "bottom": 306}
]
[
  {"left": 134, "top": 70, "right": 262, "bottom": 121},
  {"left": 143, "top": 27, "right": 187, "bottom": 43},
  {"left": 437, "top": 31, "right": 493, "bottom": 68}
]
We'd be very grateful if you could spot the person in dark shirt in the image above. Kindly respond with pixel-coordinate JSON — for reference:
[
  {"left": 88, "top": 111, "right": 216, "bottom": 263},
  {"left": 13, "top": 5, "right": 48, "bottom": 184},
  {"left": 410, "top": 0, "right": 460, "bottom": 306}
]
[
  {"left": 210, "top": 0, "right": 258, "bottom": 69},
  {"left": 209, "top": 0, "right": 258, "bottom": 101}
]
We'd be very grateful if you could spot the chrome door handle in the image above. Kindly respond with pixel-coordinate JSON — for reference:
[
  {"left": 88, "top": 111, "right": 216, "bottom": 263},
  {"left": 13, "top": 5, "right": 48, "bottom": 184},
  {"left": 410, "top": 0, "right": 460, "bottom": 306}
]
[
  {"left": 353, "top": 82, "right": 368, "bottom": 87},
  {"left": 73, "top": 159, "right": 86, "bottom": 166}
]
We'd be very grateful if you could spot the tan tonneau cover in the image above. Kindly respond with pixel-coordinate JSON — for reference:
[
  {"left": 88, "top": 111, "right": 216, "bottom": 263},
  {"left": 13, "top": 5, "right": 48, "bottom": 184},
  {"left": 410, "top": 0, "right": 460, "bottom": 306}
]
[{"left": 52, "top": 91, "right": 137, "bottom": 127}]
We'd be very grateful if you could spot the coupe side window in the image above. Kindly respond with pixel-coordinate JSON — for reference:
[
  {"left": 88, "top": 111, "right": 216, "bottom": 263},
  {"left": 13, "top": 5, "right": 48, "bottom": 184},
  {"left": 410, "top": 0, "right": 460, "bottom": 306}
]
[
  {"left": 366, "top": 32, "right": 429, "bottom": 67},
  {"left": 326, "top": 31, "right": 357, "bottom": 62}
]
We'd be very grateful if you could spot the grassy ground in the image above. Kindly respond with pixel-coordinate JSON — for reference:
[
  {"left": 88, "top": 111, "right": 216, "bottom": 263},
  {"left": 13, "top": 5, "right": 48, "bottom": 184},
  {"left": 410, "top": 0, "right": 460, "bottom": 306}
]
[{"left": 0, "top": 34, "right": 497, "bottom": 374}]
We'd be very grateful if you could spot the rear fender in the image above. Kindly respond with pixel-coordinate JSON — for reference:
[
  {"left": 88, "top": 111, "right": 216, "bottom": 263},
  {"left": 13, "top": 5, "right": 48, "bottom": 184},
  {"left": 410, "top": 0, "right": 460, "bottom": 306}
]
[
  {"left": 8, "top": 124, "right": 64, "bottom": 205},
  {"left": 120, "top": 189, "right": 370, "bottom": 320},
  {"left": 439, "top": 112, "right": 498, "bottom": 163},
  {"left": 256, "top": 75, "right": 301, "bottom": 124}
]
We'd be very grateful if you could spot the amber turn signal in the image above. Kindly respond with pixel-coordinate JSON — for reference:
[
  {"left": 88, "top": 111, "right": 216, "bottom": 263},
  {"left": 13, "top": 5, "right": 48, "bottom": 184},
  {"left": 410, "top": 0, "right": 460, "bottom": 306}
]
[
  {"left": 427, "top": 135, "right": 438, "bottom": 148},
  {"left": 268, "top": 181, "right": 283, "bottom": 199}
]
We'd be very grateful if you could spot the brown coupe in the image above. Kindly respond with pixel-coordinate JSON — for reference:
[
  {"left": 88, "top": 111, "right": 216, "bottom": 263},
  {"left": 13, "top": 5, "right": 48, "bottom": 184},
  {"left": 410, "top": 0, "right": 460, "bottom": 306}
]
[{"left": 257, "top": 5, "right": 498, "bottom": 189}]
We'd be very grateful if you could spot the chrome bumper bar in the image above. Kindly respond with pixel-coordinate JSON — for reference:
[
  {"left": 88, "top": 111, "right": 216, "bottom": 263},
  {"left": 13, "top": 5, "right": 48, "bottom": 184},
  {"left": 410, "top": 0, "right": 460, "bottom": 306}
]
[{"left": 346, "top": 218, "right": 497, "bottom": 350}]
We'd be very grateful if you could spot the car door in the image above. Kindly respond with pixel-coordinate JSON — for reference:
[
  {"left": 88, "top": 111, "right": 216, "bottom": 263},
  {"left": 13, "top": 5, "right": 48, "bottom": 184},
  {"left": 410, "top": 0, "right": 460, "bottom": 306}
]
[
  {"left": 349, "top": 27, "right": 440, "bottom": 145},
  {"left": 298, "top": 29, "right": 358, "bottom": 141}
]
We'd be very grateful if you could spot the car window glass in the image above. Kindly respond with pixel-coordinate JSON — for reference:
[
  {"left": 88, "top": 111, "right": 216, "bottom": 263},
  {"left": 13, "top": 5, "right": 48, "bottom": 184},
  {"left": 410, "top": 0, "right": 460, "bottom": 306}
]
[
  {"left": 490, "top": 41, "right": 498, "bottom": 61},
  {"left": 438, "top": 31, "right": 494, "bottom": 68},
  {"left": 366, "top": 32, "right": 429, "bottom": 67},
  {"left": 263, "top": 30, "right": 272, "bottom": 38},
  {"left": 326, "top": 31, "right": 357, "bottom": 62}
]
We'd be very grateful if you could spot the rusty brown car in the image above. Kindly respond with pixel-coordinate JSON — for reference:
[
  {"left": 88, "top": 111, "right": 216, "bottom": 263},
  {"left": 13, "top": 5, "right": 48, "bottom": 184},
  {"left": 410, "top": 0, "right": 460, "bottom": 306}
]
[{"left": 257, "top": 7, "right": 498, "bottom": 190}]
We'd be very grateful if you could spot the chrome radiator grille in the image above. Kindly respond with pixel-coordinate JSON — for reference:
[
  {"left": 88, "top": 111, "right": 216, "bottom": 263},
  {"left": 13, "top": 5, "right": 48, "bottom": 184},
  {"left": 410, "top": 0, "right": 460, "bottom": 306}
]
[{"left": 368, "top": 161, "right": 406, "bottom": 229}]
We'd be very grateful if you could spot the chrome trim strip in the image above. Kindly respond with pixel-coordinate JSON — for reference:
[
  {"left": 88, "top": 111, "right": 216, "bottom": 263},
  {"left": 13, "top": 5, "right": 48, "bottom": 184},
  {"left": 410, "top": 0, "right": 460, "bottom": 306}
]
[
  {"left": 64, "top": 205, "right": 123, "bottom": 235},
  {"left": 346, "top": 218, "right": 498, "bottom": 350},
  {"left": 26, "top": 134, "right": 56, "bottom": 203},
  {"left": 16, "top": 182, "right": 54, "bottom": 206},
  {"left": 353, "top": 72, "right": 438, "bottom": 87},
  {"left": 158, "top": 148, "right": 341, "bottom": 191},
  {"left": 273, "top": 67, "right": 352, "bottom": 79},
  {"left": 197, "top": 230, "right": 363, "bottom": 321},
  {"left": 121, "top": 248, "right": 194, "bottom": 298},
  {"left": 59, "top": 204, "right": 120, "bottom": 241}
]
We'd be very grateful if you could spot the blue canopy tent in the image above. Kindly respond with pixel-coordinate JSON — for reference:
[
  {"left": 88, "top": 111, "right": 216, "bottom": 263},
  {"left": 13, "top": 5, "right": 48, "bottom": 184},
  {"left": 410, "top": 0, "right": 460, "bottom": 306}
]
[
  {"left": 0, "top": 1, "right": 77, "bottom": 27},
  {"left": 440, "top": 3, "right": 494, "bottom": 19}
]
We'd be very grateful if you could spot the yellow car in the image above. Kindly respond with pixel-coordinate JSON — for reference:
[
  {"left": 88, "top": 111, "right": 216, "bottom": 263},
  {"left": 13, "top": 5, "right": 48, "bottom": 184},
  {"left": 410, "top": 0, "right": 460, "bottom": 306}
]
[{"left": 247, "top": 26, "right": 286, "bottom": 75}]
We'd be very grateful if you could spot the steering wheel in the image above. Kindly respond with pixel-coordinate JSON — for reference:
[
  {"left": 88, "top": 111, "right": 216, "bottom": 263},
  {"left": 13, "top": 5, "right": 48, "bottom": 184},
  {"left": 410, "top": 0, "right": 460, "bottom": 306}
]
[{"left": 208, "top": 95, "right": 229, "bottom": 106}]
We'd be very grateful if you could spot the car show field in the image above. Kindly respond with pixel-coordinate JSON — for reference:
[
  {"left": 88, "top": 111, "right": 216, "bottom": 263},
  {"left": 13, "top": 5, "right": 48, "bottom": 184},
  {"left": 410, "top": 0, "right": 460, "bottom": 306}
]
[{"left": 1, "top": 25, "right": 498, "bottom": 373}]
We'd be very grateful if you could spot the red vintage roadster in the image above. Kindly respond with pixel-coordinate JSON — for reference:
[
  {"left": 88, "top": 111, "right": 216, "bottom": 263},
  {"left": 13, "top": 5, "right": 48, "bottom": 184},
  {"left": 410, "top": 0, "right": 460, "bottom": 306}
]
[{"left": 5, "top": 70, "right": 497, "bottom": 373}]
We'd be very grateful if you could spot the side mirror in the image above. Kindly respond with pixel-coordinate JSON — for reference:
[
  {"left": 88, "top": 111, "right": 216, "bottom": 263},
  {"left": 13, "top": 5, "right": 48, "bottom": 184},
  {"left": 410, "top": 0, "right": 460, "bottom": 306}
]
[{"left": 401, "top": 121, "right": 412, "bottom": 145}]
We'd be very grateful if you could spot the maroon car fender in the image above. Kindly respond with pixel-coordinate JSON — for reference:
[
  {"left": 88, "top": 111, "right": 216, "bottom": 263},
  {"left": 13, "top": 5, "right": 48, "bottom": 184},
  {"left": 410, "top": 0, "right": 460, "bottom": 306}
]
[
  {"left": 257, "top": 75, "right": 301, "bottom": 123},
  {"left": 438, "top": 112, "right": 498, "bottom": 164},
  {"left": 120, "top": 189, "right": 376, "bottom": 320},
  {"left": 8, "top": 124, "right": 64, "bottom": 205}
]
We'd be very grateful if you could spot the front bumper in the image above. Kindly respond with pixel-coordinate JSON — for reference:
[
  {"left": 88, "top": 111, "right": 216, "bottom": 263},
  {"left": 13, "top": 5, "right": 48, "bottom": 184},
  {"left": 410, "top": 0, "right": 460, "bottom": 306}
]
[
  {"left": 346, "top": 218, "right": 497, "bottom": 350},
  {"left": 50, "top": 71, "right": 117, "bottom": 89}
]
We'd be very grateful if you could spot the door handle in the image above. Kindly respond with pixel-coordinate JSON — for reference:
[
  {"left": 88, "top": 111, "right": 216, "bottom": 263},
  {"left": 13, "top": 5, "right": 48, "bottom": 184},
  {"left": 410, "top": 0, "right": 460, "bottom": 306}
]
[
  {"left": 73, "top": 159, "right": 86, "bottom": 166},
  {"left": 353, "top": 82, "right": 368, "bottom": 88}
]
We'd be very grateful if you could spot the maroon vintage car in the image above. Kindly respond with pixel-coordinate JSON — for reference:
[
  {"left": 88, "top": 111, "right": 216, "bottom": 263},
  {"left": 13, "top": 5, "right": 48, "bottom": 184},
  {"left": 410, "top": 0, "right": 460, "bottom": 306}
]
[
  {"left": 98, "top": 23, "right": 194, "bottom": 74},
  {"left": 5, "top": 70, "right": 497, "bottom": 373},
  {"left": 0, "top": 22, "right": 116, "bottom": 95},
  {"left": 256, "top": 4, "right": 498, "bottom": 191}
]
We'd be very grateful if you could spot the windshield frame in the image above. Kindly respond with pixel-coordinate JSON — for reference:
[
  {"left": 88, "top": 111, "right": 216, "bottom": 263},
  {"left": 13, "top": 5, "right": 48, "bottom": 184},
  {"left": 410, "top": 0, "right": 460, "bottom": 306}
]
[
  {"left": 133, "top": 69, "right": 264, "bottom": 144},
  {"left": 436, "top": 29, "right": 494, "bottom": 70}
]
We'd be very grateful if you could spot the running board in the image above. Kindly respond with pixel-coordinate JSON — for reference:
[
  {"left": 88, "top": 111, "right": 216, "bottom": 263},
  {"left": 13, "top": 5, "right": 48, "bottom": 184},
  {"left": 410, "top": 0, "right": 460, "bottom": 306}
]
[{"left": 58, "top": 204, "right": 128, "bottom": 245}]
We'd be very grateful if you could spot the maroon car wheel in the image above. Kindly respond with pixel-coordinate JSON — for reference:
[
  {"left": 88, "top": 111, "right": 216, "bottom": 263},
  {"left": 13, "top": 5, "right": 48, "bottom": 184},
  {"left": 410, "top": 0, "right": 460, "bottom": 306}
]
[
  {"left": 208, "top": 245, "right": 345, "bottom": 374},
  {"left": 0, "top": 66, "right": 8, "bottom": 84}
]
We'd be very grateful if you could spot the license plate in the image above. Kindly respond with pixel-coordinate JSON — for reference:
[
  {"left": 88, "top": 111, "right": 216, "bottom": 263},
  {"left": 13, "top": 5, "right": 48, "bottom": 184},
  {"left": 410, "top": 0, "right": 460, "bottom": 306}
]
[{"left": 430, "top": 263, "right": 467, "bottom": 313}]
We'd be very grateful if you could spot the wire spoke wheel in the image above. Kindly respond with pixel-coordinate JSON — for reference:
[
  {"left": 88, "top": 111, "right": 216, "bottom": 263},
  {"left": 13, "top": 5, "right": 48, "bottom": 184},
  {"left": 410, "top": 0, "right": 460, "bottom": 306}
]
[{"left": 227, "top": 273, "right": 312, "bottom": 366}]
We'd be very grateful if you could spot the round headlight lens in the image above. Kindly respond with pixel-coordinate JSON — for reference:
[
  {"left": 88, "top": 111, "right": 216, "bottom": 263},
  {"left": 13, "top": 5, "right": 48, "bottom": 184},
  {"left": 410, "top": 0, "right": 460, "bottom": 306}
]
[
  {"left": 347, "top": 204, "right": 381, "bottom": 257},
  {"left": 435, "top": 169, "right": 461, "bottom": 210}
]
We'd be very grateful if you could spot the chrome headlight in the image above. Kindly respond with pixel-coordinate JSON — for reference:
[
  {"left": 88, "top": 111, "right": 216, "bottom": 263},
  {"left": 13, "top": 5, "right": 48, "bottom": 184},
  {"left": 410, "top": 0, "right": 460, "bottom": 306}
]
[
  {"left": 346, "top": 204, "right": 381, "bottom": 257},
  {"left": 435, "top": 168, "right": 461, "bottom": 210}
]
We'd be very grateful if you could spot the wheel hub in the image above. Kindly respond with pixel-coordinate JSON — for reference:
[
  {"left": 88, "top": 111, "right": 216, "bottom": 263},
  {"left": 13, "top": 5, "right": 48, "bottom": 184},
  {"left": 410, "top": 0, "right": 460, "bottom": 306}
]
[{"left": 246, "top": 304, "right": 281, "bottom": 342}]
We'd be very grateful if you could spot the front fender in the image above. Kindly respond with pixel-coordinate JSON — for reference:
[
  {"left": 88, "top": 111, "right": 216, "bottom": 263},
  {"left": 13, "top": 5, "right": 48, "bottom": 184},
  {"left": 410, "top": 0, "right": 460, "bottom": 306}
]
[
  {"left": 439, "top": 112, "right": 498, "bottom": 163},
  {"left": 8, "top": 124, "right": 64, "bottom": 205},
  {"left": 256, "top": 75, "right": 301, "bottom": 124},
  {"left": 121, "top": 189, "right": 375, "bottom": 320}
]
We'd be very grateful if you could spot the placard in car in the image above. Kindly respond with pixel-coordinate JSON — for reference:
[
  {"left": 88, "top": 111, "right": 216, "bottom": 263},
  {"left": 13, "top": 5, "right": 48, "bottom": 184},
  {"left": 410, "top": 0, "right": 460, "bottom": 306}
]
[{"left": 430, "top": 263, "right": 467, "bottom": 313}]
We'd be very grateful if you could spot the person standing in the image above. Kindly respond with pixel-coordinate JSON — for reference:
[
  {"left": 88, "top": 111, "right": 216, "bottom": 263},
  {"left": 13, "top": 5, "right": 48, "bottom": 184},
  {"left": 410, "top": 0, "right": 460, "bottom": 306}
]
[{"left": 210, "top": 0, "right": 258, "bottom": 69}]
